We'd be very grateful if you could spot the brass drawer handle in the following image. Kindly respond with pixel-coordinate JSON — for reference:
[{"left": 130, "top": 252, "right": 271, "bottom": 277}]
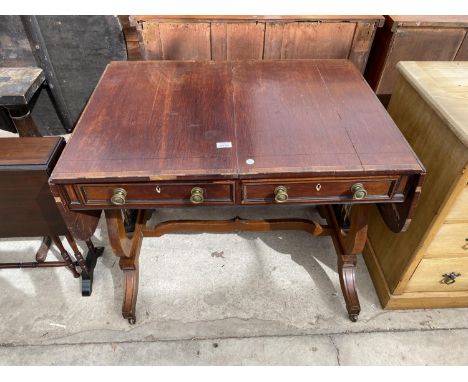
[
  {"left": 442, "top": 272, "right": 461, "bottom": 285},
  {"left": 190, "top": 187, "right": 204, "bottom": 204},
  {"left": 111, "top": 188, "right": 127, "bottom": 206},
  {"left": 351, "top": 183, "right": 367, "bottom": 200},
  {"left": 274, "top": 186, "right": 288, "bottom": 203}
]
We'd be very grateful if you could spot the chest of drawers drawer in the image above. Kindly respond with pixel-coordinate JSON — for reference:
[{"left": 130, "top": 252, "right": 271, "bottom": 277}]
[
  {"left": 67, "top": 181, "right": 236, "bottom": 208},
  {"left": 406, "top": 257, "right": 468, "bottom": 293},
  {"left": 241, "top": 177, "right": 399, "bottom": 204},
  {"left": 425, "top": 222, "right": 468, "bottom": 258}
]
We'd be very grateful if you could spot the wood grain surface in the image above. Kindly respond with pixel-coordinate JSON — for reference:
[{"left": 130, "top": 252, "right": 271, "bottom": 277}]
[
  {"left": 0, "top": 137, "right": 62, "bottom": 167},
  {"left": 129, "top": 16, "right": 381, "bottom": 73},
  {"left": 50, "top": 60, "right": 424, "bottom": 184}
]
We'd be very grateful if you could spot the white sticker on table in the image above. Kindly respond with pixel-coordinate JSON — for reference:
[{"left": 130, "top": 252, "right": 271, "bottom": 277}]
[{"left": 216, "top": 142, "right": 232, "bottom": 149}]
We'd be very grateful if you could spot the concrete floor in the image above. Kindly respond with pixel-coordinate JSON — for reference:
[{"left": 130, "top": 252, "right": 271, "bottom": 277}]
[{"left": 1, "top": 205, "right": 468, "bottom": 365}]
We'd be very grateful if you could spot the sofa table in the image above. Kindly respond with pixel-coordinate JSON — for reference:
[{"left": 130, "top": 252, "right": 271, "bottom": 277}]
[{"left": 49, "top": 60, "right": 425, "bottom": 324}]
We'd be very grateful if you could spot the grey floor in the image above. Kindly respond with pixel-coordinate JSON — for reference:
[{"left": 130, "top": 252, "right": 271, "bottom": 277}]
[{"left": 1, "top": 205, "right": 468, "bottom": 365}]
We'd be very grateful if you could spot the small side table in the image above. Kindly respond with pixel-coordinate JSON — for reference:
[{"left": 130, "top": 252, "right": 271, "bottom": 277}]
[
  {"left": 1, "top": 67, "right": 57, "bottom": 260},
  {"left": 0, "top": 137, "right": 104, "bottom": 295}
]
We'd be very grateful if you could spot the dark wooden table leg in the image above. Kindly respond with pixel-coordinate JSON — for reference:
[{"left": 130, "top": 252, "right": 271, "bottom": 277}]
[
  {"left": 6, "top": 105, "right": 41, "bottom": 137},
  {"left": 35, "top": 236, "right": 52, "bottom": 262},
  {"left": 325, "top": 204, "right": 368, "bottom": 322},
  {"left": 105, "top": 209, "right": 147, "bottom": 324},
  {"left": 65, "top": 233, "right": 104, "bottom": 296},
  {"left": 51, "top": 236, "right": 80, "bottom": 278}
]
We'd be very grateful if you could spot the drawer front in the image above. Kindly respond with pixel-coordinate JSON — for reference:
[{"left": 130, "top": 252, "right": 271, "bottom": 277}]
[
  {"left": 426, "top": 223, "right": 468, "bottom": 258},
  {"left": 406, "top": 257, "right": 468, "bottom": 293},
  {"left": 241, "top": 177, "right": 398, "bottom": 204},
  {"left": 445, "top": 184, "right": 468, "bottom": 222},
  {"left": 74, "top": 182, "right": 235, "bottom": 207}
]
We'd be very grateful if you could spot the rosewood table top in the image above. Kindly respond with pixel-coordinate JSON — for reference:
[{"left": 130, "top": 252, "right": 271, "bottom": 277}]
[{"left": 51, "top": 60, "right": 423, "bottom": 183}]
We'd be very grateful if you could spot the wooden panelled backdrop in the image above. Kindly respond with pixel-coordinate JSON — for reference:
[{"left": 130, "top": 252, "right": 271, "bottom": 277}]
[{"left": 120, "top": 16, "right": 384, "bottom": 73}]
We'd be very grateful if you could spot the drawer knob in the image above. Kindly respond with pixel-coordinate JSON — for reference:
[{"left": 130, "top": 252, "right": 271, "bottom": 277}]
[
  {"left": 111, "top": 188, "right": 127, "bottom": 206},
  {"left": 351, "top": 183, "right": 367, "bottom": 200},
  {"left": 274, "top": 186, "right": 288, "bottom": 203},
  {"left": 442, "top": 272, "right": 461, "bottom": 285},
  {"left": 190, "top": 187, "right": 204, "bottom": 204}
]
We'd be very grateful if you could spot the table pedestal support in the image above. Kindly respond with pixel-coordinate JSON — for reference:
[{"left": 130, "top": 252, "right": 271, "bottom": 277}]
[{"left": 105, "top": 205, "right": 369, "bottom": 324}]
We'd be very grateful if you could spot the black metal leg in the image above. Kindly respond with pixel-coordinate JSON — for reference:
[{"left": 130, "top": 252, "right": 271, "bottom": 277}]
[
  {"left": 65, "top": 234, "right": 104, "bottom": 296},
  {"left": 81, "top": 239, "right": 104, "bottom": 296}
]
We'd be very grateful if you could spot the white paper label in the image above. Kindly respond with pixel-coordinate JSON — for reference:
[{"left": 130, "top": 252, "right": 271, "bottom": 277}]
[{"left": 216, "top": 141, "right": 232, "bottom": 149}]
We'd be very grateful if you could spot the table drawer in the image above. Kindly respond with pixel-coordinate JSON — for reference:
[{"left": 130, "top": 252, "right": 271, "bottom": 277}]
[
  {"left": 241, "top": 177, "right": 398, "bottom": 204},
  {"left": 73, "top": 181, "right": 235, "bottom": 207},
  {"left": 406, "top": 257, "right": 468, "bottom": 293},
  {"left": 426, "top": 222, "right": 468, "bottom": 258}
]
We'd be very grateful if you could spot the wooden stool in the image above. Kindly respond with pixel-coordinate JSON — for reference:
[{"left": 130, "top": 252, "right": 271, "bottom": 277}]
[{"left": 0, "top": 136, "right": 103, "bottom": 295}]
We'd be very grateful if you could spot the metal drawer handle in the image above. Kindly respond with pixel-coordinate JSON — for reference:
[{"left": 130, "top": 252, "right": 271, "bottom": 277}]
[
  {"left": 111, "top": 188, "right": 127, "bottom": 206},
  {"left": 190, "top": 187, "right": 204, "bottom": 204},
  {"left": 274, "top": 186, "right": 288, "bottom": 203},
  {"left": 351, "top": 183, "right": 367, "bottom": 200},
  {"left": 442, "top": 272, "right": 461, "bottom": 285}
]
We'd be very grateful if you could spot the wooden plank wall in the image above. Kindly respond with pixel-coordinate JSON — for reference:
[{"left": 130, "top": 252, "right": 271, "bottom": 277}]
[{"left": 128, "top": 18, "right": 382, "bottom": 73}]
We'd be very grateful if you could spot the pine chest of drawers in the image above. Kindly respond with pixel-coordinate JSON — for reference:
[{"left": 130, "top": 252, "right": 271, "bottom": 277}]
[{"left": 364, "top": 61, "right": 468, "bottom": 309}]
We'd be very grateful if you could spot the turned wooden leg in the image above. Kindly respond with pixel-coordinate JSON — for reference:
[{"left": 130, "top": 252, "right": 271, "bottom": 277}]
[
  {"left": 35, "top": 236, "right": 52, "bottom": 262},
  {"left": 325, "top": 204, "right": 368, "bottom": 322},
  {"left": 105, "top": 209, "right": 147, "bottom": 324},
  {"left": 6, "top": 105, "right": 41, "bottom": 137},
  {"left": 51, "top": 236, "right": 80, "bottom": 278},
  {"left": 65, "top": 233, "right": 89, "bottom": 273}
]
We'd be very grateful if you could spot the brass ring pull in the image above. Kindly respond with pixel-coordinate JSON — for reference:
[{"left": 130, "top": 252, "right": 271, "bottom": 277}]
[
  {"left": 442, "top": 272, "right": 461, "bottom": 285},
  {"left": 351, "top": 183, "right": 367, "bottom": 200},
  {"left": 111, "top": 188, "right": 127, "bottom": 206},
  {"left": 274, "top": 186, "right": 288, "bottom": 203},
  {"left": 190, "top": 187, "right": 204, "bottom": 204}
]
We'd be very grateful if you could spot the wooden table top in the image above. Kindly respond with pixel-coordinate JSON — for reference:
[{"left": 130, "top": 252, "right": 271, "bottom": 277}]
[
  {"left": 397, "top": 61, "right": 468, "bottom": 148},
  {"left": 51, "top": 60, "right": 424, "bottom": 183},
  {"left": 0, "top": 137, "right": 62, "bottom": 168},
  {"left": 0, "top": 67, "right": 45, "bottom": 106}
]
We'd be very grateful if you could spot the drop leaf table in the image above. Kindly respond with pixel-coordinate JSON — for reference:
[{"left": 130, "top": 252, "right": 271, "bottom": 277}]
[{"left": 49, "top": 60, "right": 425, "bottom": 323}]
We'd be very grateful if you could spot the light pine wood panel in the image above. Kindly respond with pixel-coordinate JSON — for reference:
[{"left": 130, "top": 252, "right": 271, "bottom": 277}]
[
  {"left": 446, "top": 181, "right": 468, "bottom": 221},
  {"left": 406, "top": 257, "right": 468, "bottom": 293},
  {"left": 211, "top": 22, "right": 265, "bottom": 60},
  {"left": 363, "top": 240, "right": 468, "bottom": 309},
  {"left": 425, "top": 223, "right": 468, "bottom": 257},
  {"left": 397, "top": 61, "right": 468, "bottom": 148},
  {"left": 365, "top": 77, "right": 468, "bottom": 293}
]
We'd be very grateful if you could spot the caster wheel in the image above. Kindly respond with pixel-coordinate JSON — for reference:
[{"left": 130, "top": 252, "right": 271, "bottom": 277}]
[
  {"left": 128, "top": 317, "right": 136, "bottom": 325},
  {"left": 349, "top": 314, "right": 358, "bottom": 322}
]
